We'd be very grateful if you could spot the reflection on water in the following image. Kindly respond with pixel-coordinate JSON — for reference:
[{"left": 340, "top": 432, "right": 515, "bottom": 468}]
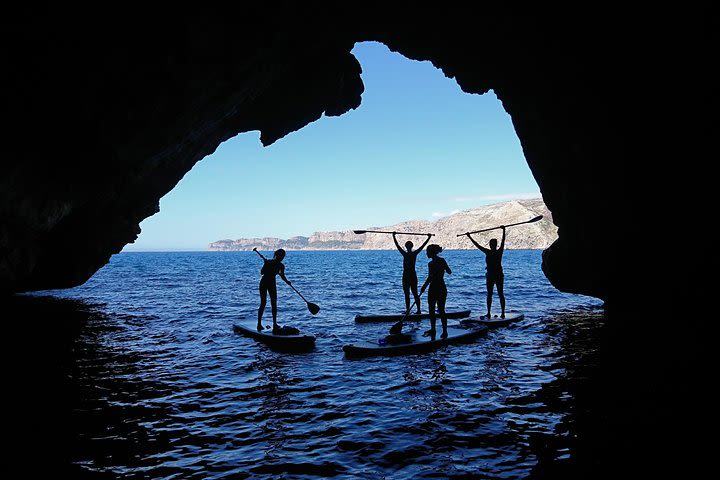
[{"left": 3, "top": 251, "right": 691, "bottom": 478}]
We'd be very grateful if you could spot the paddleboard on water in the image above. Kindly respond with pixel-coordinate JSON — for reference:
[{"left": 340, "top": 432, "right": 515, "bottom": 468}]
[
  {"left": 460, "top": 311, "right": 524, "bottom": 328},
  {"left": 354, "top": 309, "right": 471, "bottom": 323},
  {"left": 233, "top": 320, "right": 316, "bottom": 352},
  {"left": 343, "top": 323, "right": 488, "bottom": 358}
]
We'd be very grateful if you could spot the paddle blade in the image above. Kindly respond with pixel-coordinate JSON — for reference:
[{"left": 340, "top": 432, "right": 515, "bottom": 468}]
[
  {"left": 389, "top": 320, "right": 404, "bottom": 335},
  {"left": 307, "top": 302, "right": 320, "bottom": 315},
  {"left": 528, "top": 215, "right": 543, "bottom": 223},
  {"left": 353, "top": 230, "right": 366, "bottom": 234}
]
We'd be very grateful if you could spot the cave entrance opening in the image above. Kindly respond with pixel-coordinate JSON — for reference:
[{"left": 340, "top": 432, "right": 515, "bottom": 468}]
[{"left": 124, "top": 41, "right": 539, "bottom": 252}]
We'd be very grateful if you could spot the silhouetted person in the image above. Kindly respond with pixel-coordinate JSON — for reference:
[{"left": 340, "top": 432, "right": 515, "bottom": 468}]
[
  {"left": 254, "top": 247, "right": 291, "bottom": 332},
  {"left": 393, "top": 232, "right": 432, "bottom": 314},
  {"left": 420, "top": 244, "right": 452, "bottom": 339},
  {"left": 466, "top": 226, "right": 506, "bottom": 318}
]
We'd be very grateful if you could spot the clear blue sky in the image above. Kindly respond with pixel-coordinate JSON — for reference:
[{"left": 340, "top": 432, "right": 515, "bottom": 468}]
[{"left": 124, "top": 42, "right": 539, "bottom": 251}]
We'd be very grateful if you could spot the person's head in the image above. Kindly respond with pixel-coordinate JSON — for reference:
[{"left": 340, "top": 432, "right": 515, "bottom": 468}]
[
  {"left": 274, "top": 248, "right": 286, "bottom": 260},
  {"left": 489, "top": 239, "right": 498, "bottom": 250},
  {"left": 426, "top": 244, "right": 442, "bottom": 258},
  {"left": 405, "top": 241, "right": 414, "bottom": 251}
]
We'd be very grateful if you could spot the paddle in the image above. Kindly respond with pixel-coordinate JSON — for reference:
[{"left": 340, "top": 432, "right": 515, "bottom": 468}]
[
  {"left": 456, "top": 215, "right": 543, "bottom": 237},
  {"left": 354, "top": 230, "right": 435, "bottom": 236},
  {"left": 287, "top": 283, "right": 321, "bottom": 315},
  {"left": 389, "top": 298, "right": 419, "bottom": 335},
  {"left": 252, "top": 248, "right": 320, "bottom": 315}
]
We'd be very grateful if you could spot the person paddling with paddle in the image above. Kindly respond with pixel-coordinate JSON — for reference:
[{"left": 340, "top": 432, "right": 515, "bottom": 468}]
[
  {"left": 252, "top": 247, "right": 320, "bottom": 334},
  {"left": 253, "top": 248, "right": 292, "bottom": 333},
  {"left": 465, "top": 227, "right": 506, "bottom": 319},
  {"left": 392, "top": 232, "right": 432, "bottom": 315},
  {"left": 419, "top": 244, "right": 452, "bottom": 339}
]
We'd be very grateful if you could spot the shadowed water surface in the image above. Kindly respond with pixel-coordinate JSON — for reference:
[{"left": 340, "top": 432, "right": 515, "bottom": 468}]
[{"left": 8, "top": 250, "right": 610, "bottom": 478}]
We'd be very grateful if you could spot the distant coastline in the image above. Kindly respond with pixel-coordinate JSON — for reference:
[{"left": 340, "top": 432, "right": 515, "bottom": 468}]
[{"left": 209, "top": 199, "right": 557, "bottom": 251}]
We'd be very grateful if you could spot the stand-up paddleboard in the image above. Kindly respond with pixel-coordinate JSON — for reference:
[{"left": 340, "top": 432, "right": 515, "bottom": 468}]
[
  {"left": 343, "top": 323, "right": 488, "bottom": 358},
  {"left": 233, "top": 320, "right": 316, "bottom": 352},
  {"left": 354, "top": 309, "right": 471, "bottom": 323},
  {"left": 460, "top": 311, "right": 524, "bottom": 328}
]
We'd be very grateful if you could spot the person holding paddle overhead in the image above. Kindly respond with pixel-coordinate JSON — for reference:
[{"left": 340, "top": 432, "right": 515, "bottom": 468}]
[
  {"left": 253, "top": 247, "right": 291, "bottom": 333},
  {"left": 465, "top": 226, "right": 506, "bottom": 319},
  {"left": 392, "top": 232, "right": 432, "bottom": 315},
  {"left": 419, "top": 244, "right": 452, "bottom": 339}
]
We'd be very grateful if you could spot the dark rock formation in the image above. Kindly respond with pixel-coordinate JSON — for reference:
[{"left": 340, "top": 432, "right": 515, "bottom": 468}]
[
  {"left": 0, "top": 7, "right": 713, "bottom": 311},
  {"left": 1, "top": 7, "right": 714, "bottom": 477}
]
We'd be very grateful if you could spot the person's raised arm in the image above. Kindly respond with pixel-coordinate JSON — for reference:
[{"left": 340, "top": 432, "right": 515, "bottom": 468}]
[
  {"left": 254, "top": 248, "right": 268, "bottom": 274},
  {"left": 392, "top": 232, "right": 404, "bottom": 254},
  {"left": 417, "top": 233, "right": 432, "bottom": 252},
  {"left": 465, "top": 233, "right": 489, "bottom": 253},
  {"left": 499, "top": 226, "right": 506, "bottom": 252}
]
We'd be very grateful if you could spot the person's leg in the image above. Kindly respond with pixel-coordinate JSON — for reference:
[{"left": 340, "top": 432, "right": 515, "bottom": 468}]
[
  {"left": 402, "top": 276, "right": 411, "bottom": 313},
  {"left": 427, "top": 292, "right": 437, "bottom": 337},
  {"left": 486, "top": 276, "right": 494, "bottom": 318},
  {"left": 497, "top": 275, "right": 506, "bottom": 318},
  {"left": 438, "top": 287, "right": 448, "bottom": 338},
  {"left": 258, "top": 284, "right": 267, "bottom": 330},
  {"left": 269, "top": 283, "right": 278, "bottom": 329},
  {"left": 410, "top": 281, "right": 421, "bottom": 314}
]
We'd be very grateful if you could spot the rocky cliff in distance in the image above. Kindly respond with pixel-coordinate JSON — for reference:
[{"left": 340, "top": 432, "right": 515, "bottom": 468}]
[{"left": 209, "top": 199, "right": 555, "bottom": 251}]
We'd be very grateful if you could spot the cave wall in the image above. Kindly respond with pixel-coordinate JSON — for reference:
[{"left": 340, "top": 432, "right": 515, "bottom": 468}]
[
  {"left": 1, "top": 7, "right": 363, "bottom": 292},
  {"left": 1, "top": 7, "right": 711, "bottom": 307}
]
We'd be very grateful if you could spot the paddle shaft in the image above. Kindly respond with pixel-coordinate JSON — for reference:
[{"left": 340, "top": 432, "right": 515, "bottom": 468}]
[
  {"left": 457, "top": 215, "right": 543, "bottom": 237},
  {"left": 287, "top": 282, "right": 310, "bottom": 303},
  {"left": 355, "top": 230, "right": 434, "bottom": 236},
  {"left": 389, "top": 298, "right": 419, "bottom": 334}
]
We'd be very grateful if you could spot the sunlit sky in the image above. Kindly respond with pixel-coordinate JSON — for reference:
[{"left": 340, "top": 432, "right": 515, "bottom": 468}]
[{"left": 124, "top": 42, "right": 539, "bottom": 251}]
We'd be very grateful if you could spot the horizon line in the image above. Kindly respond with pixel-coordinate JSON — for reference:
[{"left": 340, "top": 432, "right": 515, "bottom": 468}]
[{"left": 121, "top": 247, "right": 548, "bottom": 253}]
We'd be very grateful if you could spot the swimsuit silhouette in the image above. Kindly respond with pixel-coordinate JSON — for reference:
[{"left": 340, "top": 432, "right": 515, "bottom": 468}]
[{"left": 393, "top": 232, "right": 432, "bottom": 314}]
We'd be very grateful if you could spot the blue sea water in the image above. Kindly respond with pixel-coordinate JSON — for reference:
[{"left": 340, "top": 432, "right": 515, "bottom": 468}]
[{"left": 22, "top": 250, "right": 605, "bottom": 479}]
